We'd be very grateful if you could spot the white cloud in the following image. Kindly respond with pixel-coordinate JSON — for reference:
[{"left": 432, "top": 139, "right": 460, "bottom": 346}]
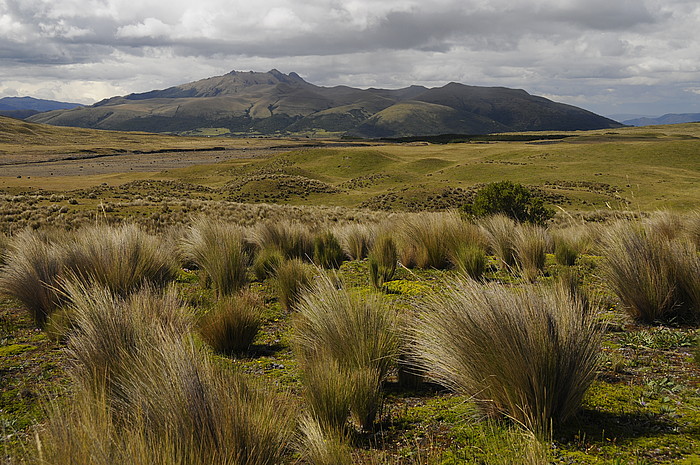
[{"left": 0, "top": 0, "right": 698, "bottom": 115}]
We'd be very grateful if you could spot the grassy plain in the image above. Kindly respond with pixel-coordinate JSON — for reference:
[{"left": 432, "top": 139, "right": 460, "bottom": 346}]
[
  {"left": 1, "top": 118, "right": 698, "bottom": 213},
  {"left": 0, "top": 117, "right": 699, "bottom": 464}
]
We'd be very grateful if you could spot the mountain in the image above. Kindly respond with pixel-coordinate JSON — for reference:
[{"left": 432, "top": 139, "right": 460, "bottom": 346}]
[
  {"left": 27, "top": 70, "right": 622, "bottom": 137},
  {"left": 0, "top": 96, "right": 82, "bottom": 119},
  {"left": 623, "top": 113, "right": 700, "bottom": 127}
]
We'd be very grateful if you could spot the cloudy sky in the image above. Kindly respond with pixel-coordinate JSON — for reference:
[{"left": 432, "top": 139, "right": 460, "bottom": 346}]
[{"left": 1, "top": 0, "right": 699, "bottom": 117}]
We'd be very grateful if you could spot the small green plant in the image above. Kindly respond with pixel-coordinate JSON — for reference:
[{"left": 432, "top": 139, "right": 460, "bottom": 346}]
[
  {"left": 368, "top": 233, "right": 398, "bottom": 289},
  {"left": 180, "top": 219, "right": 248, "bottom": 297},
  {"left": 276, "top": 258, "right": 313, "bottom": 311},
  {"left": 465, "top": 181, "right": 553, "bottom": 225},
  {"left": 252, "top": 246, "right": 285, "bottom": 281},
  {"left": 313, "top": 231, "right": 345, "bottom": 269},
  {"left": 199, "top": 291, "right": 263, "bottom": 355}
]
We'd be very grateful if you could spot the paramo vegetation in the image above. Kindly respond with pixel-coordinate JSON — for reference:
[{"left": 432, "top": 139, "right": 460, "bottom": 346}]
[{"left": 1, "top": 203, "right": 699, "bottom": 464}]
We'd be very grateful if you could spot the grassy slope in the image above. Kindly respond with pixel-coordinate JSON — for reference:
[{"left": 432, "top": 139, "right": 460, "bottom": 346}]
[
  {"left": 157, "top": 124, "right": 700, "bottom": 211},
  {"left": 1, "top": 117, "right": 699, "bottom": 211}
]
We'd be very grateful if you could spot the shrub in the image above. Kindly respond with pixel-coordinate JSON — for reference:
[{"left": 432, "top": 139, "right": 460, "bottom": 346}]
[
  {"left": 368, "top": 233, "right": 398, "bottom": 289},
  {"left": 294, "top": 277, "right": 400, "bottom": 430},
  {"left": 180, "top": 219, "right": 248, "bottom": 296},
  {"left": 603, "top": 222, "right": 700, "bottom": 322},
  {"left": 276, "top": 258, "right": 313, "bottom": 311},
  {"left": 313, "top": 231, "right": 345, "bottom": 269},
  {"left": 252, "top": 246, "right": 285, "bottom": 281},
  {"left": 199, "top": 291, "right": 263, "bottom": 355},
  {"left": 450, "top": 243, "right": 488, "bottom": 280},
  {"left": 410, "top": 279, "right": 602, "bottom": 435},
  {"left": 335, "top": 223, "right": 374, "bottom": 260},
  {"left": 465, "top": 181, "right": 553, "bottom": 225},
  {"left": 513, "top": 224, "right": 549, "bottom": 282},
  {"left": 481, "top": 214, "right": 518, "bottom": 270},
  {"left": 0, "top": 231, "right": 68, "bottom": 328}
]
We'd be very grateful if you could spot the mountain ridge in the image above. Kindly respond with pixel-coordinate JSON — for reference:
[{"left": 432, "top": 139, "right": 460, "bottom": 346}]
[
  {"left": 28, "top": 70, "right": 622, "bottom": 137},
  {"left": 623, "top": 113, "right": 700, "bottom": 127}
]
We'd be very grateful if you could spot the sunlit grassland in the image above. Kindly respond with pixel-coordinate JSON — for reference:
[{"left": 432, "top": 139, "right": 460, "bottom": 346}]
[{"left": 2, "top": 120, "right": 698, "bottom": 212}]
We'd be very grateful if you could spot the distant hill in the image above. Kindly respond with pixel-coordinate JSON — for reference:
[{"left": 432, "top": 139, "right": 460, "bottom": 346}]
[
  {"left": 27, "top": 70, "right": 622, "bottom": 137},
  {"left": 623, "top": 113, "right": 700, "bottom": 127},
  {"left": 0, "top": 96, "right": 82, "bottom": 119}
]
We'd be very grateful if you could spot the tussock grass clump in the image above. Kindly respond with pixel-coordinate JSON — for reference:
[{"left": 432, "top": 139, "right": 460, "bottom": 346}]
[
  {"left": 397, "top": 211, "right": 466, "bottom": 269},
  {"left": 313, "top": 231, "right": 345, "bottom": 269},
  {"left": 63, "top": 282, "right": 192, "bottom": 398},
  {"left": 450, "top": 243, "right": 488, "bottom": 280},
  {"left": 335, "top": 223, "right": 374, "bottom": 260},
  {"left": 410, "top": 279, "right": 603, "bottom": 435},
  {"left": 66, "top": 223, "right": 177, "bottom": 297},
  {"left": 43, "top": 281, "right": 294, "bottom": 465},
  {"left": 0, "top": 231, "right": 68, "bottom": 328},
  {"left": 252, "top": 220, "right": 314, "bottom": 260},
  {"left": 368, "top": 232, "right": 398, "bottom": 289},
  {"left": 603, "top": 222, "right": 700, "bottom": 322},
  {"left": 180, "top": 218, "right": 248, "bottom": 296},
  {"left": 645, "top": 210, "right": 684, "bottom": 241},
  {"left": 481, "top": 214, "right": 518, "bottom": 270},
  {"left": 294, "top": 277, "right": 400, "bottom": 431},
  {"left": 199, "top": 291, "right": 263, "bottom": 355},
  {"left": 252, "top": 246, "right": 285, "bottom": 281},
  {"left": 276, "top": 258, "right": 313, "bottom": 311},
  {"left": 513, "top": 224, "right": 549, "bottom": 282},
  {"left": 297, "top": 414, "right": 353, "bottom": 465}
]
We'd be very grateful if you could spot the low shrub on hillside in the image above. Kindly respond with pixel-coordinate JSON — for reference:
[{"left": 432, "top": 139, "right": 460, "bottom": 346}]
[{"left": 464, "top": 181, "right": 553, "bottom": 225}]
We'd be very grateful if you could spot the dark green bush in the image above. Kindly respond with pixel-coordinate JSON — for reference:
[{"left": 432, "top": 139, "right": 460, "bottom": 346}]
[{"left": 465, "top": 181, "right": 553, "bottom": 225}]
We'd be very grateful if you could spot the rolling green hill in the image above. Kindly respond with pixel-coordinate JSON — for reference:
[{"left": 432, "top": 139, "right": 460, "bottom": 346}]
[{"left": 27, "top": 70, "right": 621, "bottom": 137}]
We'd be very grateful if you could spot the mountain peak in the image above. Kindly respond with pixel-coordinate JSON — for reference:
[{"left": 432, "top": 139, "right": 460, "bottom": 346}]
[{"left": 27, "top": 71, "right": 622, "bottom": 137}]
